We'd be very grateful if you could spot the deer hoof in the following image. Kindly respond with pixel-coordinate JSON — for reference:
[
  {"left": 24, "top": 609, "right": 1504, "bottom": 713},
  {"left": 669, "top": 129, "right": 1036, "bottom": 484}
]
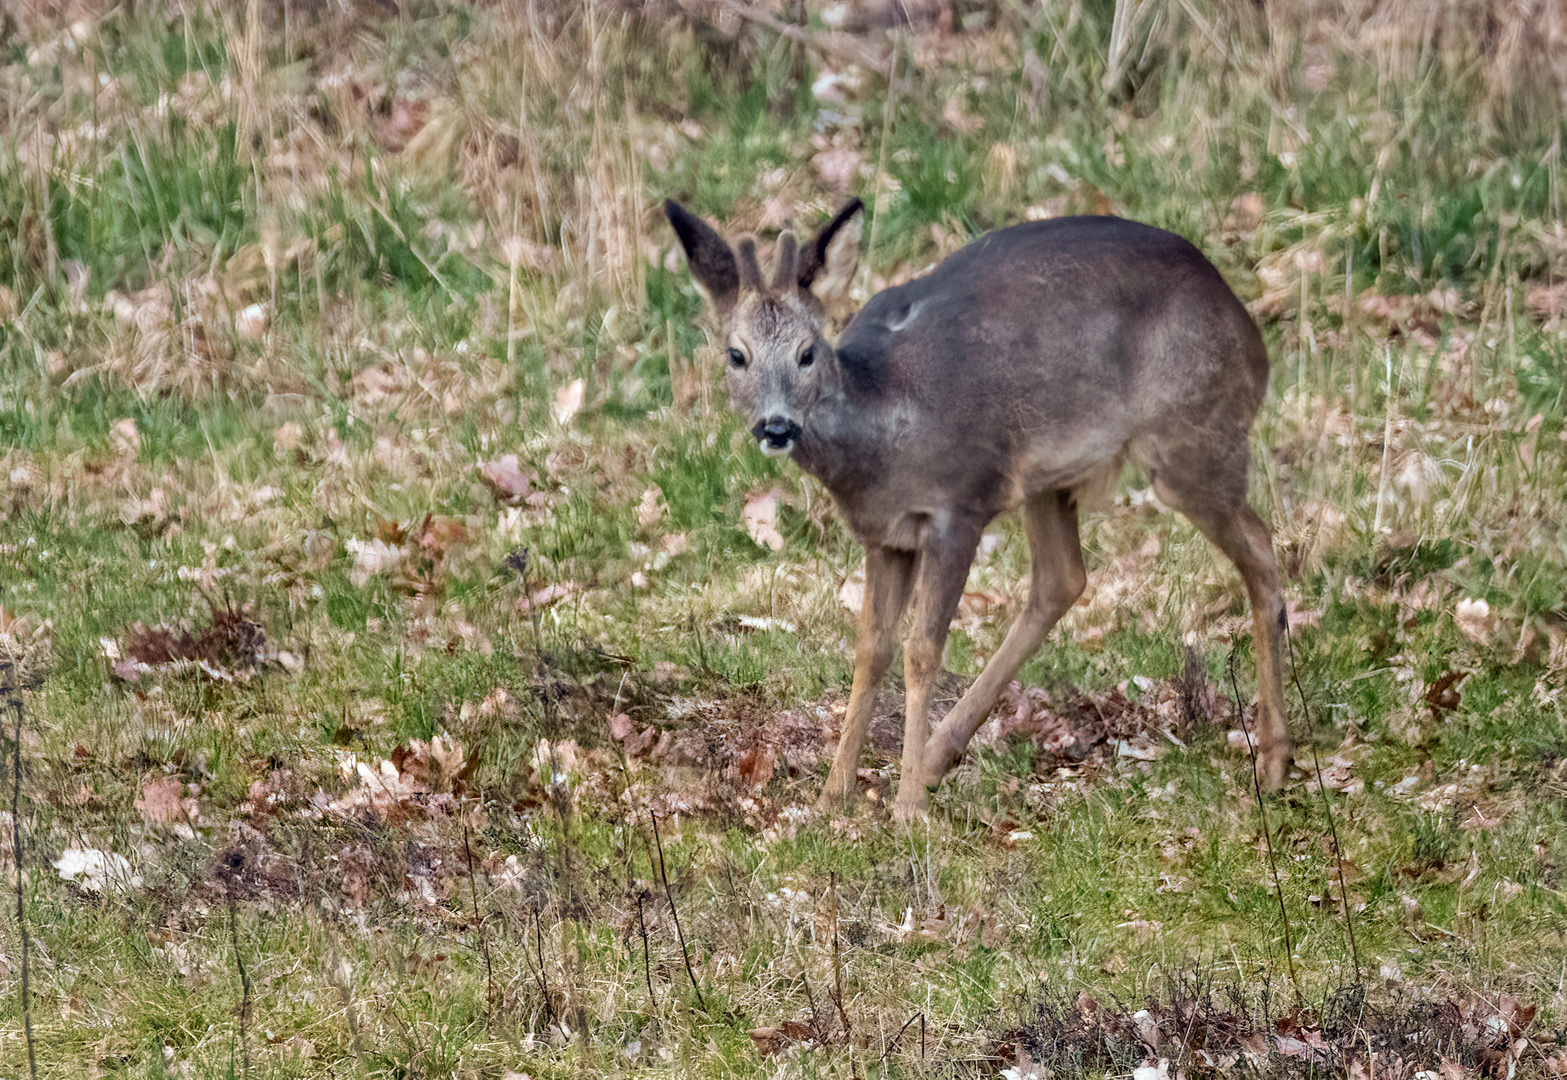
[
  {"left": 1255, "top": 750, "right": 1290, "bottom": 792},
  {"left": 816, "top": 790, "right": 847, "bottom": 814},
  {"left": 891, "top": 789, "right": 929, "bottom": 828},
  {"left": 817, "top": 770, "right": 857, "bottom": 811}
]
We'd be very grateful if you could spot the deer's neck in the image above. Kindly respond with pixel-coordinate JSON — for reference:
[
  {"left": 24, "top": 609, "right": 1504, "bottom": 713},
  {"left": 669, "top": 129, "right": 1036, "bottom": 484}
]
[{"left": 791, "top": 375, "right": 916, "bottom": 545}]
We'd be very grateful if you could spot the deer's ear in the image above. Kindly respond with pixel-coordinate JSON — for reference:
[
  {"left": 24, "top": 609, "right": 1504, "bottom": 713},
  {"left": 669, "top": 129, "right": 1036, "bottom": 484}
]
[
  {"left": 665, "top": 200, "right": 739, "bottom": 315},
  {"left": 798, "top": 197, "right": 863, "bottom": 306}
]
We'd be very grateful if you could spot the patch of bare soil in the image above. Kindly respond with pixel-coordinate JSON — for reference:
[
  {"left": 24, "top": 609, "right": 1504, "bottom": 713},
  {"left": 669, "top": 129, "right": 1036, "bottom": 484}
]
[
  {"left": 600, "top": 664, "right": 1227, "bottom": 823},
  {"left": 110, "top": 602, "right": 273, "bottom": 683},
  {"left": 977, "top": 664, "right": 1232, "bottom": 777},
  {"left": 995, "top": 982, "right": 1544, "bottom": 1080}
]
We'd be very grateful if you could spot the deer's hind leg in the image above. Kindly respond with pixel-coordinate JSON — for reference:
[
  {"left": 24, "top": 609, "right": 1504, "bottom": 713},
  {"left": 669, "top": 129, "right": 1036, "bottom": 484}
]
[
  {"left": 903, "top": 491, "right": 1088, "bottom": 816},
  {"left": 1150, "top": 453, "right": 1290, "bottom": 789}
]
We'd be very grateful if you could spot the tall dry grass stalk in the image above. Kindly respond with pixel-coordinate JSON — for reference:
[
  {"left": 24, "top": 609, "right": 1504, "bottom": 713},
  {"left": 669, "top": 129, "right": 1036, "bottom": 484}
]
[
  {"left": 450, "top": 0, "right": 655, "bottom": 319},
  {"left": 228, "top": 0, "right": 266, "bottom": 167},
  {"left": 1290, "top": 0, "right": 1566, "bottom": 131}
]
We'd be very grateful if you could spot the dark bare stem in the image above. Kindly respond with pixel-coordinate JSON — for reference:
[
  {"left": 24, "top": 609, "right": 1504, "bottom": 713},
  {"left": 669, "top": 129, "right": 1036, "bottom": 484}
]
[
  {"left": 1285, "top": 624, "right": 1362, "bottom": 981},
  {"left": 649, "top": 810, "right": 707, "bottom": 1011},
  {"left": 228, "top": 895, "right": 252, "bottom": 1080},
  {"left": 829, "top": 873, "right": 851, "bottom": 1040},
  {"left": 636, "top": 892, "right": 657, "bottom": 1014},
  {"left": 532, "top": 908, "right": 554, "bottom": 1026},
  {"left": 799, "top": 966, "right": 823, "bottom": 1040},
  {"left": 1228, "top": 646, "right": 1299, "bottom": 998},
  {"left": 8, "top": 691, "right": 38, "bottom": 1080},
  {"left": 302, "top": 828, "right": 370, "bottom": 1077},
  {"left": 463, "top": 823, "right": 498, "bottom": 1010},
  {"left": 881, "top": 1012, "right": 924, "bottom": 1065},
  {"left": 516, "top": 546, "right": 577, "bottom": 896}
]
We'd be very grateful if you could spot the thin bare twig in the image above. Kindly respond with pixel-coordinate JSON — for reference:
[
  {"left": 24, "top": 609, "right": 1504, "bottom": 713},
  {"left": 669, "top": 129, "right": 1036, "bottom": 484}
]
[
  {"left": 463, "top": 823, "right": 499, "bottom": 1009},
  {"left": 829, "top": 873, "right": 851, "bottom": 1040},
  {"left": 798, "top": 963, "right": 824, "bottom": 1040},
  {"left": 881, "top": 1011, "right": 925, "bottom": 1064},
  {"left": 228, "top": 895, "right": 253, "bottom": 1080},
  {"left": 531, "top": 908, "right": 555, "bottom": 1026},
  {"left": 649, "top": 810, "right": 707, "bottom": 1011},
  {"left": 513, "top": 545, "right": 579, "bottom": 904},
  {"left": 636, "top": 891, "right": 658, "bottom": 1014},
  {"left": 1285, "top": 624, "right": 1361, "bottom": 981},
  {"left": 7, "top": 683, "right": 38, "bottom": 1080},
  {"left": 1228, "top": 646, "right": 1299, "bottom": 998}
]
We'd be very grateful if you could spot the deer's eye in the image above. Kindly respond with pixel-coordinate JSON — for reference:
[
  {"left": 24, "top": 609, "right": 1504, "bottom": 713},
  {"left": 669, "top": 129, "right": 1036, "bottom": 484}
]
[
  {"left": 799, "top": 345, "right": 816, "bottom": 368},
  {"left": 727, "top": 347, "right": 747, "bottom": 369}
]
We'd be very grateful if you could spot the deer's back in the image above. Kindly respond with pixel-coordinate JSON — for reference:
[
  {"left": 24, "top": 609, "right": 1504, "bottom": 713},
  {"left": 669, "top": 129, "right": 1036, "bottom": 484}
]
[
  {"left": 842, "top": 216, "right": 1262, "bottom": 391},
  {"left": 819, "top": 216, "right": 1268, "bottom": 539}
]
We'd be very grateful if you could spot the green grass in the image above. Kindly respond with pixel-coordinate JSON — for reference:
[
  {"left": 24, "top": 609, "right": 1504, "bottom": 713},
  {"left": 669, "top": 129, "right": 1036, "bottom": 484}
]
[{"left": 3, "top": 1, "right": 1567, "bottom": 1076}]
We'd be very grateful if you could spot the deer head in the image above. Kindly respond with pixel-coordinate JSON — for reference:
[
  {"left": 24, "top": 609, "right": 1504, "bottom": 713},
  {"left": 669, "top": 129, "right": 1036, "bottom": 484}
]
[{"left": 664, "top": 198, "right": 863, "bottom": 456}]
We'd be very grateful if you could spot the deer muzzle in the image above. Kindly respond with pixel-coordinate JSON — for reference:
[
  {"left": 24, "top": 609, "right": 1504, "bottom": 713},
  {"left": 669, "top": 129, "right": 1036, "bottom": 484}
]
[{"left": 752, "top": 416, "right": 802, "bottom": 456}]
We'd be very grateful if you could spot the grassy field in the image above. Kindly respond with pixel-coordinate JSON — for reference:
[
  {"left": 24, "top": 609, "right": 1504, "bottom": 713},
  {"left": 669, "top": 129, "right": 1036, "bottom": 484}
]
[{"left": 3, "top": 0, "right": 1567, "bottom": 1076}]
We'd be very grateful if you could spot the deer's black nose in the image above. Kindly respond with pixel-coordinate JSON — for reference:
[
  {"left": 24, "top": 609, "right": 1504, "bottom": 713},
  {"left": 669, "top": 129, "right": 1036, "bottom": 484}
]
[{"left": 753, "top": 416, "right": 802, "bottom": 455}]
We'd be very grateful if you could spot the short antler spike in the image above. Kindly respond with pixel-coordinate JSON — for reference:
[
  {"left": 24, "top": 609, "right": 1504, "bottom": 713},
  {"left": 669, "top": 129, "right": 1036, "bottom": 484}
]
[
  {"left": 735, "top": 237, "right": 764, "bottom": 293},
  {"left": 772, "top": 233, "right": 799, "bottom": 292}
]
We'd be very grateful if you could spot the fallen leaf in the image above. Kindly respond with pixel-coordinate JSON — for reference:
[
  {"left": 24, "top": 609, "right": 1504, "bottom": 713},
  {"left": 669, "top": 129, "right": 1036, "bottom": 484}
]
[
  {"left": 743, "top": 487, "right": 786, "bottom": 551},
  {"left": 733, "top": 745, "right": 777, "bottom": 789},
  {"left": 956, "top": 587, "right": 1008, "bottom": 627},
  {"left": 55, "top": 847, "right": 141, "bottom": 893},
  {"left": 135, "top": 777, "right": 195, "bottom": 828},
  {"left": 524, "top": 581, "right": 579, "bottom": 610},
  {"left": 942, "top": 93, "right": 983, "bottom": 135},
  {"left": 347, "top": 538, "right": 406, "bottom": 587},
  {"left": 1424, "top": 670, "right": 1467, "bottom": 720},
  {"left": 1224, "top": 192, "right": 1265, "bottom": 235},
  {"left": 350, "top": 363, "right": 411, "bottom": 407},
  {"left": 813, "top": 145, "right": 863, "bottom": 190},
  {"left": 1454, "top": 598, "right": 1498, "bottom": 646},
  {"left": 635, "top": 487, "right": 664, "bottom": 530},
  {"left": 478, "top": 455, "right": 534, "bottom": 503},
  {"left": 1437, "top": 1055, "right": 1473, "bottom": 1080},
  {"left": 1131, "top": 1059, "right": 1171, "bottom": 1080},
  {"left": 553, "top": 378, "right": 584, "bottom": 425},
  {"left": 1289, "top": 608, "right": 1323, "bottom": 629},
  {"left": 749, "top": 1021, "right": 816, "bottom": 1056},
  {"left": 383, "top": 96, "right": 429, "bottom": 151}
]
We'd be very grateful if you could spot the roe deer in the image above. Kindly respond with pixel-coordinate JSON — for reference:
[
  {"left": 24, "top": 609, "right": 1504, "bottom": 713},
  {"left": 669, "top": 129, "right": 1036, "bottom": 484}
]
[{"left": 665, "top": 197, "right": 1290, "bottom": 821}]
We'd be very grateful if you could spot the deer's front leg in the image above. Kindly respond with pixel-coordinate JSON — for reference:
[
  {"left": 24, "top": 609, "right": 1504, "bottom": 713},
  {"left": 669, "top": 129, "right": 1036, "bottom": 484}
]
[
  {"left": 819, "top": 546, "right": 916, "bottom": 809},
  {"left": 892, "top": 522, "right": 983, "bottom": 824}
]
